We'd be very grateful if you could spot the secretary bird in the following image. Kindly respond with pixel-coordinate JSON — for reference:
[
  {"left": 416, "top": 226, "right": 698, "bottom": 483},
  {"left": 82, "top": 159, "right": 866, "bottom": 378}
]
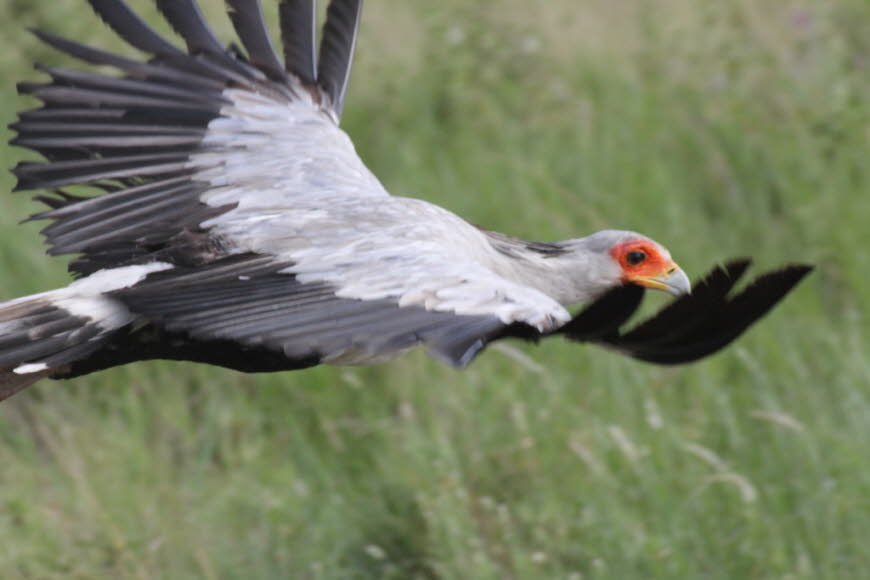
[{"left": 0, "top": 0, "right": 811, "bottom": 401}]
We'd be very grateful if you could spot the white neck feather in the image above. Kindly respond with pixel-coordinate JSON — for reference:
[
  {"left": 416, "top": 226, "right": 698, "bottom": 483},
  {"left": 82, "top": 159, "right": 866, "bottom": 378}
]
[{"left": 481, "top": 231, "right": 624, "bottom": 306}]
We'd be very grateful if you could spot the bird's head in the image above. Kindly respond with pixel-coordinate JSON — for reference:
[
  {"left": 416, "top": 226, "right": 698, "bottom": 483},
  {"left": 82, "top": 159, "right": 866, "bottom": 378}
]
[
  {"left": 560, "top": 230, "right": 691, "bottom": 304},
  {"left": 608, "top": 236, "right": 690, "bottom": 296}
]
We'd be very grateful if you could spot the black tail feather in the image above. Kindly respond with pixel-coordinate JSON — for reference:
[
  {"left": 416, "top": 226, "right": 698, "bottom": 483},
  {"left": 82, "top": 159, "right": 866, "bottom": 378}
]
[
  {"left": 558, "top": 284, "right": 644, "bottom": 342},
  {"left": 489, "top": 261, "right": 812, "bottom": 366},
  {"left": 613, "top": 259, "right": 750, "bottom": 347},
  {"left": 614, "top": 265, "right": 813, "bottom": 364},
  {"left": 584, "top": 263, "right": 813, "bottom": 364},
  {"left": 0, "top": 298, "right": 108, "bottom": 374}
]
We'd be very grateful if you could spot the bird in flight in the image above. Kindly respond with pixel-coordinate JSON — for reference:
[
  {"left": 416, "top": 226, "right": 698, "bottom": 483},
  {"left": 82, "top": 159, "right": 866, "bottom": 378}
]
[{"left": 0, "top": 0, "right": 810, "bottom": 401}]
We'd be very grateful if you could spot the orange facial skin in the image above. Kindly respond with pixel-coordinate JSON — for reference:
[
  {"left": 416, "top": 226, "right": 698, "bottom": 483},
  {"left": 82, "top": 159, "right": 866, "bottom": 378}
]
[{"left": 609, "top": 240, "right": 679, "bottom": 287}]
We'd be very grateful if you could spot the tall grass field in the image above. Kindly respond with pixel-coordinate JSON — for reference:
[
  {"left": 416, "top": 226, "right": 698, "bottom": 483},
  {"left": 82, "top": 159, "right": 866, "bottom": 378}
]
[{"left": 0, "top": 0, "right": 868, "bottom": 578}]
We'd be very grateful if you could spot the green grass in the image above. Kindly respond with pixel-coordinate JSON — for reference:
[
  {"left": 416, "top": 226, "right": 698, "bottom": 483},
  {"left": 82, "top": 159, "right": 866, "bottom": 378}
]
[{"left": 1, "top": 0, "right": 868, "bottom": 578}]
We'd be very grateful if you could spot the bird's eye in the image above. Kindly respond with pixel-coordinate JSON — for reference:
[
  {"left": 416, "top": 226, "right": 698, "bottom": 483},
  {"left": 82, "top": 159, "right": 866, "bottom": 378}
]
[{"left": 626, "top": 250, "right": 646, "bottom": 265}]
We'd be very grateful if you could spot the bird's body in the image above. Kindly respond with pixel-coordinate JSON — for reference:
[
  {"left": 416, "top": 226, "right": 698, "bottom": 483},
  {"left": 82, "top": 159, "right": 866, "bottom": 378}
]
[{"left": 0, "top": 0, "right": 810, "bottom": 401}]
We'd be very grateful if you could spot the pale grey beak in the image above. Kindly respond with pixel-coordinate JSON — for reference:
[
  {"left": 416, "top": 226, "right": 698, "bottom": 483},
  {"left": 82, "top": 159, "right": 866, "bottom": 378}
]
[
  {"left": 659, "top": 267, "right": 691, "bottom": 296},
  {"left": 631, "top": 266, "right": 692, "bottom": 296}
]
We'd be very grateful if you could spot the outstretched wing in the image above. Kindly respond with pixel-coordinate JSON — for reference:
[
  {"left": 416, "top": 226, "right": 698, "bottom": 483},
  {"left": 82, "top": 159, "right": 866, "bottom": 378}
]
[
  {"left": 14, "top": 0, "right": 374, "bottom": 277},
  {"left": 10, "top": 0, "right": 571, "bottom": 371}
]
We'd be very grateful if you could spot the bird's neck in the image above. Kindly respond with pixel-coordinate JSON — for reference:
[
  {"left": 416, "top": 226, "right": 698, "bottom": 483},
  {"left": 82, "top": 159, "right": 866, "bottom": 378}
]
[{"left": 481, "top": 230, "right": 619, "bottom": 306}]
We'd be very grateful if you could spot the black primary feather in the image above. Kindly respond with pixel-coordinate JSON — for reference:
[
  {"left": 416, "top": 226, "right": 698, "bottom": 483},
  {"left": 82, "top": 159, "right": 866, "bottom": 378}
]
[
  {"left": 88, "top": 0, "right": 258, "bottom": 84},
  {"left": 154, "top": 0, "right": 261, "bottom": 80},
  {"left": 13, "top": 152, "right": 194, "bottom": 191},
  {"left": 29, "top": 30, "right": 228, "bottom": 91},
  {"left": 33, "top": 65, "right": 228, "bottom": 105},
  {"left": 279, "top": 0, "right": 317, "bottom": 84},
  {"left": 86, "top": 0, "right": 187, "bottom": 58},
  {"left": 155, "top": 0, "right": 227, "bottom": 56},
  {"left": 226, "top": 0, "right": 286, "bottom": 79},
  {"left": 317, "top": 0, "right": 362, "bottom": 116},
  {"left": 14, "top": 3, "right": 246, "bottom": 275}
]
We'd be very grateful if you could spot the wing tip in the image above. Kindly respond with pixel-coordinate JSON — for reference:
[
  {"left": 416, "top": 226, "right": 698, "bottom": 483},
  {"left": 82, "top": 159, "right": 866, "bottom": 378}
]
[{"left": 317, "top": 0, "right": 364, "bottom": 118}]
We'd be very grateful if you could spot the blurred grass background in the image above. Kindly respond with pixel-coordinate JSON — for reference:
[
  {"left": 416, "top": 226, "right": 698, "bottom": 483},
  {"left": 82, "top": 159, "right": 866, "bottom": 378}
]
[{"left": 0, "top": 0, "right": 868, "bottom": 578}]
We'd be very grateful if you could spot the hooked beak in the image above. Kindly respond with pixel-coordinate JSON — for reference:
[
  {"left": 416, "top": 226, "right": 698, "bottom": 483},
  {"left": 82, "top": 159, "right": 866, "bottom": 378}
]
[{"left": 629, "top": 264, "right": 691, "bottom": 297}]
